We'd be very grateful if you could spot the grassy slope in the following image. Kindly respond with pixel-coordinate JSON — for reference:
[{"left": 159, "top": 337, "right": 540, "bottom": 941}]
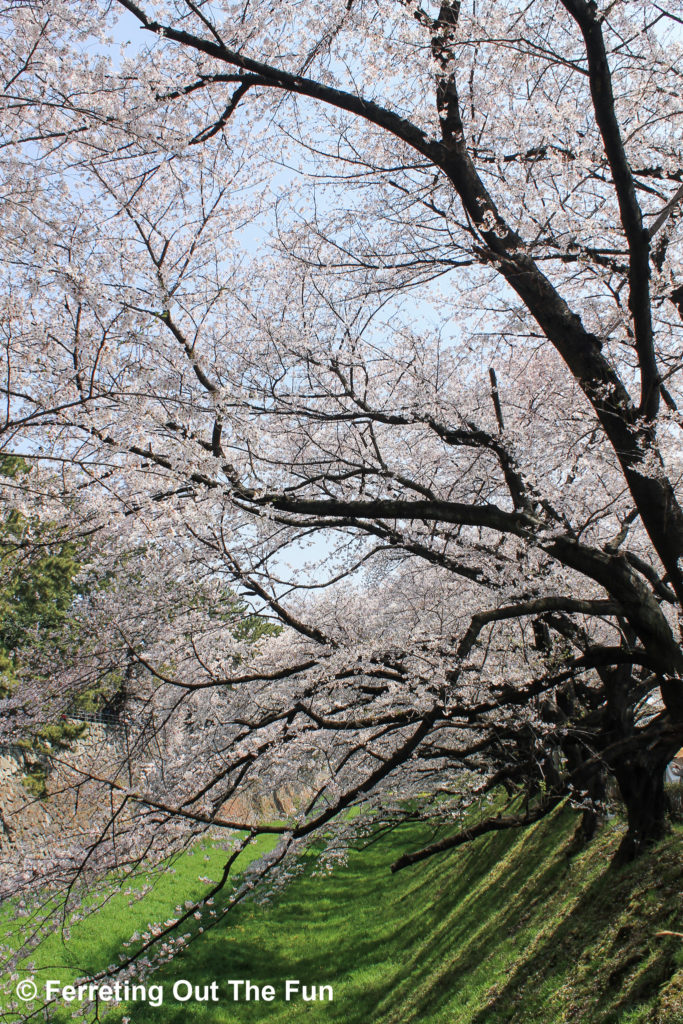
[{"left": 2, "top": 806, "right": 682, "bottom": 1024}]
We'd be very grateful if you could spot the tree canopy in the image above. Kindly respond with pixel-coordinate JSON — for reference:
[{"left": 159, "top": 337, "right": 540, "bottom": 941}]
[{"left": 1, "top": 0, "right": 683, "bottom": 980}]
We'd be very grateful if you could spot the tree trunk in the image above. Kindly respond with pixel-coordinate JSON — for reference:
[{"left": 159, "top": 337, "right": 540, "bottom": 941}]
[{"left": 612, "top": 754, "right": 669, "bottom": 865}]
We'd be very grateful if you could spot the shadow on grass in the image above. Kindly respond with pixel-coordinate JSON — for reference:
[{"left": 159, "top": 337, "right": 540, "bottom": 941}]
[
  {"left": 463, "top": 826, "right": 683, "bottom": 1024},
  {"left": 14, "top": 814, "right": 682, "bottom": 1024},
  {"left": 114, "top": 808, "right": 585, "bottom": 1024}
]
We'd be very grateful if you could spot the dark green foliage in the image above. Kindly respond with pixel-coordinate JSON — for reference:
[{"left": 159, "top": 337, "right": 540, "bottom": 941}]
[
  {"left": 0, "top": 457, "right": 90, "bottom": 791},
  {"left": 0, "top": 455, "right": 81, "bottom": 697}
]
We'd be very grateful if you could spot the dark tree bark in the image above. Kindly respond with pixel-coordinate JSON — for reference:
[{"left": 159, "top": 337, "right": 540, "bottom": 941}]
[{"left": 612, "top": 752, "right": 671, "bottom": 864}]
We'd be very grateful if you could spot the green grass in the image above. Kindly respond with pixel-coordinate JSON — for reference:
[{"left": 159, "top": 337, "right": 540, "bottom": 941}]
[{"left": 1, "top": 807, "right": 682, "bottom": 1024}]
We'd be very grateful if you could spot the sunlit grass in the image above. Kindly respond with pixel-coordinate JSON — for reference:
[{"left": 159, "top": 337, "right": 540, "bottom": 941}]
[{"left": 1, "top": 808, "right": 681, "bottom": 1024}]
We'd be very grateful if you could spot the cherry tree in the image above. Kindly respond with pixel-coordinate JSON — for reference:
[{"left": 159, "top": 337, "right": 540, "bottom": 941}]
[{"left": 1, "top": 1, "right": 683, "bottom": 976}]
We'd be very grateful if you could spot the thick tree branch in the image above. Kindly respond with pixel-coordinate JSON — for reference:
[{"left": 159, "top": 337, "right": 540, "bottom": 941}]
[
  {"left": 390, "top": 796, "right": 562, "bottom": 872},
  {"left": 559, "top": 0, "right": 657, "bottom": 419}
]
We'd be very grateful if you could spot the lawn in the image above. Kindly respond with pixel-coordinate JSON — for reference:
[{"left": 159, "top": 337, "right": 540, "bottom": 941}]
[{"left": 1, "top": 806, "right": 681, "bottom": 1023}]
